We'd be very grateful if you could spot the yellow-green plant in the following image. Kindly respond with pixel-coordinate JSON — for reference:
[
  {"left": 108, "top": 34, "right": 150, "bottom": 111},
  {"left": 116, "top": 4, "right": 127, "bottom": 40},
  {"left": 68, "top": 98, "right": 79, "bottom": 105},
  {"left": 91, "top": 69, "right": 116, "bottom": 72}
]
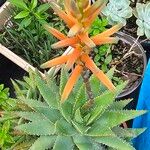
[{"left": 9, "top": 0, "right": 50, "bottom": 29}]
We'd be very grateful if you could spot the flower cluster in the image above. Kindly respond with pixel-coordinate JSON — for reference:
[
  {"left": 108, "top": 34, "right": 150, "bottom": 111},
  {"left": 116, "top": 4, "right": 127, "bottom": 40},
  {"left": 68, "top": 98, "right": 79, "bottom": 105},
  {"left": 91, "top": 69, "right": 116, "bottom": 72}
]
[{"left": 41, "top": 0, "right": 122, "bottom": 102}]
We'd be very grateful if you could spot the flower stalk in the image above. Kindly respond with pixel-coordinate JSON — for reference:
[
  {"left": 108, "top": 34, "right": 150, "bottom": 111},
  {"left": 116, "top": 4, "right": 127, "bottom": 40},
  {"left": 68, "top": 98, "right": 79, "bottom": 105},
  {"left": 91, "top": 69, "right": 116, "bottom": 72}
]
[{"left": 41, "top": 0, "right": 122, "bottom": 102}]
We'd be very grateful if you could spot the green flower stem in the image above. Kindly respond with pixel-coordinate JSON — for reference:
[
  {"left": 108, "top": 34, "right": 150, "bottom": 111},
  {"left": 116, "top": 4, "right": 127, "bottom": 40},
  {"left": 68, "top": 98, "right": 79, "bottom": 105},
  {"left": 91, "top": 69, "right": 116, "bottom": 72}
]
[{"left": 81, "top": 67, "right": 94, "bottom": 111}]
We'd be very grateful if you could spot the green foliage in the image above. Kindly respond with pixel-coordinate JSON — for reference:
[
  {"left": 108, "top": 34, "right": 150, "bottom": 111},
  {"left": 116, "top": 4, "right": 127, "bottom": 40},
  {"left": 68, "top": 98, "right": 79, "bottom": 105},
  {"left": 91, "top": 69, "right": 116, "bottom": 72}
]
[
  {"left": 89, "top": 17, "right": 112, "bottom": 73},
  {"left": 112, "top": 76, "right": 124, "bottom": 86},
  {"left": 0, "top": 121, "right": 15, "bottom": 149},
  {"left": 9, "top": 0, "right": 50, "bottom": 29},
  {"left": 50, "top": 14, "right": 68, "bottom": 35},
  {"left": 0, "top": 0, "right": 67, "bottom": 68},
  {"left": 0, "top": 21, "right": 60, "bottom": 68},
  {"left": 0, "top": 84, "right": 9, "bottom": 111},
  {"left": 135, "top": 2, "right": 150, "bottom": 38},
  {"left": 102, "top": 0, "right": 132, "bottom": 25},
  {"left": 94, "top": 45, "right": 112, "bottom": 72},
  {"left": 0, "top": 84, "right": 15, "bottom": 111},
  {"left": 0, "top": 69, "right": 146, "bottom": 150},
  {"left": 0, "top": 85, "right": 16, "bottom": 149},
  {"left": 89, "top": 17, "right": 108, "bottom": 36}
]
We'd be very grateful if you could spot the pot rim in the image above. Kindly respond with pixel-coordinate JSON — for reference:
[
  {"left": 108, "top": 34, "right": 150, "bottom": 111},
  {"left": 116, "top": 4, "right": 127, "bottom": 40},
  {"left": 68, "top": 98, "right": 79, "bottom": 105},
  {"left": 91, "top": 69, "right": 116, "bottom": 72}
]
[{"left": 116, "top": 32, "right": 147, "bottom": 99}]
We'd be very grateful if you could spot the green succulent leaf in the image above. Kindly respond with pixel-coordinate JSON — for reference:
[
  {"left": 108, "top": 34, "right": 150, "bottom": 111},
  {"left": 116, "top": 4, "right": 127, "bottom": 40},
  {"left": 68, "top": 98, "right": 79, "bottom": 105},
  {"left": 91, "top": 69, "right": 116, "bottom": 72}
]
[
  {"left": 102, "top": 0, "right": 132, "bottom": 25},
  {"left": 74, "top": 108, "right": 83, "bottom": 123},
  {"left": 4, "top": 134, "right": 14, "bottom": 144},
  {"left": 11, "top": 80, "right": 25, "bottom": 98},
  {"left": 92, "top": 110, "right": 146, "bottom": 129},
  {"left": 89, "top": 17, "right": 108, "bottom": 36},
  {"left": 46, "top": 76, "right": 59, "bottom": 94},
  {"left": 60, "top": 101, "right": 73, "bottom": 122},
  {"left": 53, "top": 136, "right": 74, "bottom": 150},
  {"left": 72, "top": 121, "right": 89, "bottom": 134},
  {"left": 136, "top": 3, "right": 150, "bottom": 38},
  {"left": 112, "top": 126, "right": 146, "bottom": 139},
  {"left": 94, "top": 136, "right": 135, "bottom": 150},
  {"left": 36, "top": 107, "right": 61, "bottom": 123},
  {"left": 108, "top": 99, "right": 133, "bottom": 110},
  {"left": 90, "top": 67, "right": 115, "bottom": 96},
  {"left": 15, "top": 111, "right": 44, "bottom": 122},
  {"left": 15, "top": 120, "right": 55, "bottom": 136},
  {"left": 20, "top": 98, "right": 48, "bottom": 109},
  {"left": 115, "top": 81, "right": 128, "bottom": 96},
  {"left": 35, "top": 74, "right": 58, "bottom": 109},
  {"left": 56, "top": 118, "right": 77, "bottom": 136},
  {"left": 87, "top": 127, "right": 115, "bottom": 137},
  {"left": 73, "top": 84, "right": 87, "bottom": 112},
  {"left": 59, "top": 67, "right": 69, "bottom": 95},
  {"left": 73, "top": 135, "right": 94, "bottom": 150},
  {"left": 87, "top": 91, "right": 115, "bottom": 125},
  {"left": 29, "top": 136, "right": 56, "bottom": 150}
]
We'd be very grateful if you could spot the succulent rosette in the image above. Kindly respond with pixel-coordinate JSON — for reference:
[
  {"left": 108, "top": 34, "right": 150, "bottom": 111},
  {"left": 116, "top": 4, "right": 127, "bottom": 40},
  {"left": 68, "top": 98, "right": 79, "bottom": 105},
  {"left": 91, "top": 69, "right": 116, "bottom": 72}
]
[
  {"left": 135, "top": 3, "right": 150, "bottom": 38},
  {"left": 102, "top": 0, "right": 132, "bottom": 25}
]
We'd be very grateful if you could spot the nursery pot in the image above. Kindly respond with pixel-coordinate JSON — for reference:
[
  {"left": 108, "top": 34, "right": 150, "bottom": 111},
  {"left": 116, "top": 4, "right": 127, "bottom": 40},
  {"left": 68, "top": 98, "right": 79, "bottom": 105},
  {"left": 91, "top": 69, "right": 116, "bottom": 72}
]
[{"left": 116, "top": 32, "right": 147, "bottom": 99}]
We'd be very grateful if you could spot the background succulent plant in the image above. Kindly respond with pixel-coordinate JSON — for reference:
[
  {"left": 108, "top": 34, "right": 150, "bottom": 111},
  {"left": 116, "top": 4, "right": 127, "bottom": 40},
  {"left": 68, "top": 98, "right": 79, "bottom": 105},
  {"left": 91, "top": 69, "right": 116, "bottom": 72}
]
[
  {"left": 1, "top": 69, "right": 146, "bottom": 150},
  {"left": 102, "top": 0, "right": 133, "bottom": 25},
  {"left": 135, "top": 2, "right": 150, "bottom": 38}
]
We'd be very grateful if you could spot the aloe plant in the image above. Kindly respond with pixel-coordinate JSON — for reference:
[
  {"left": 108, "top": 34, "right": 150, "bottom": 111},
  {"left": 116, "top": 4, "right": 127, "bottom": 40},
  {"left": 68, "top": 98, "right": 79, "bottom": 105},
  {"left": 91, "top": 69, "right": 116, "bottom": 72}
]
[
  {"left": 102, "top": 0, "right": 132, "bottom": 25},
  {"left": 2, "top": 68, "right": 145, "bottom": 150},
  {"left": 135, "top": 2, "right": 150, "bottom": 38}
]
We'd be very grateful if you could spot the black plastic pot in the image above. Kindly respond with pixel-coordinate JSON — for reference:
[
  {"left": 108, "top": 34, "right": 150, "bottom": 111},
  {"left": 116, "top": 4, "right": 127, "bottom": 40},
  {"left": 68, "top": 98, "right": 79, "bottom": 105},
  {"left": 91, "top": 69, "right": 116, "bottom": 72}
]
[
  {"left": 116, "top": 32, "right": 147, "bottom": 100},
  {"left": 0, "top": 54, "right": 26, "bottom": 97}
]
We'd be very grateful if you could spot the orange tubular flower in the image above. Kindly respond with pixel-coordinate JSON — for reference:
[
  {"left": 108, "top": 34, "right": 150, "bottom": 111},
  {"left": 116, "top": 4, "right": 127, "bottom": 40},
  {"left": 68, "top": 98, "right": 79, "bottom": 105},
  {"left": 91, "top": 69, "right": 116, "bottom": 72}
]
[
  {"left": 41, "top": 0, "right": 123, "bottom": 102},
  {"left": 61, "top": 65, "right": 83, "bottom": 103}
]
